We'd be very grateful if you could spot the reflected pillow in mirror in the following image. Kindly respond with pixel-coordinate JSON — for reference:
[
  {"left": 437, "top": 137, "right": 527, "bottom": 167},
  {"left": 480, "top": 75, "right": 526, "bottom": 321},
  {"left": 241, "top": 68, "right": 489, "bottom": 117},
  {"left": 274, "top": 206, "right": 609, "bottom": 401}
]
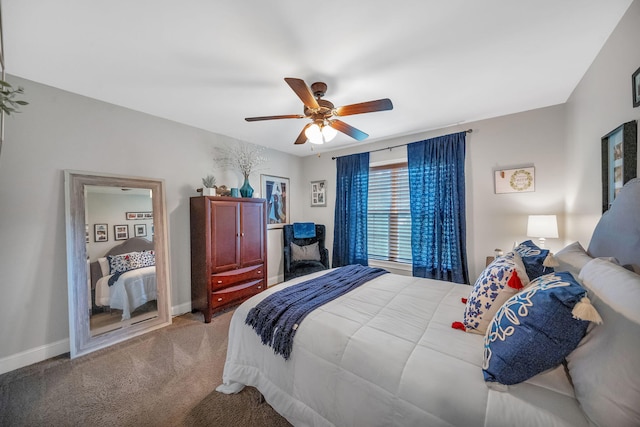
[
  {"left": 291, "top": 242, "right": 321, "bottom": 262},
  {"left": 98, "top": 257, "right": 110, "bottom": 277},
  {"left": 108, "top": 252, "right": 136, "bottom": 274},
  {"left": 130, "top": 250, "right": 155, "bottom": 268}
]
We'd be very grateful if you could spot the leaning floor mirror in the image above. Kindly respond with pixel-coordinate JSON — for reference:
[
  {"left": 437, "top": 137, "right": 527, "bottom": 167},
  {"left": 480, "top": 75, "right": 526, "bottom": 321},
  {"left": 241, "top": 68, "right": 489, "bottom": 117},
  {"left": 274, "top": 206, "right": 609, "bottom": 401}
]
[{"left": 64, "top": 170, "right": 172, "bottom": 358}]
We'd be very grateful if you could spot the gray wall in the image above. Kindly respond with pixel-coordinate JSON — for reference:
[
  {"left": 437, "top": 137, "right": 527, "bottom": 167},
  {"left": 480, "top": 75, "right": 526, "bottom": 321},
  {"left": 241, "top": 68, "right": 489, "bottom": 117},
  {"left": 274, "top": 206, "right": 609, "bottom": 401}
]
[
  {"left": 564, "top": 0, "right": 640, "bottom": 244},
  {"left": 1, "top": 0, "right": 638, "bottom": 374}
]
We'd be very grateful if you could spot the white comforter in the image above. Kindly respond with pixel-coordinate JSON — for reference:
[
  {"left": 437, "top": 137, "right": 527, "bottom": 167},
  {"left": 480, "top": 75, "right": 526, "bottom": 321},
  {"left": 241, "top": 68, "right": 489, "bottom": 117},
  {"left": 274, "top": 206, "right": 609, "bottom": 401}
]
[
  {"left": 217, "top": 269, "right": 589, "bottom": 427},
  {"left": 95, "top": 266, "right": 157, "bottom": 320}
]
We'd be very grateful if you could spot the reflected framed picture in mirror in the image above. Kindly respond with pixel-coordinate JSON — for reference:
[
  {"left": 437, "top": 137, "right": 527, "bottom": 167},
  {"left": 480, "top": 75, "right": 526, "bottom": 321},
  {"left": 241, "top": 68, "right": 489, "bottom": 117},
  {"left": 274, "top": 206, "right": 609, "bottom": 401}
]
[
  {"left": 94, "top": 224, "right": 108, "bottom": 242},
  {"left": 114, "top": 225, "right": 129, "bottom": 241},
  {"left": 134, "top": 224, "right": 147, "bottom": 237}
]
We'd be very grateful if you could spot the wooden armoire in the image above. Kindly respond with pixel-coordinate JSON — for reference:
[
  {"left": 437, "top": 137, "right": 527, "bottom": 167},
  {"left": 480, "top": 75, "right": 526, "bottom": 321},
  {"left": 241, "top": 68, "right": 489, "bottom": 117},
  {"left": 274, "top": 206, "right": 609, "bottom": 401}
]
[{"left": 190, "top": 196, "right": 267, "bottom": 323}]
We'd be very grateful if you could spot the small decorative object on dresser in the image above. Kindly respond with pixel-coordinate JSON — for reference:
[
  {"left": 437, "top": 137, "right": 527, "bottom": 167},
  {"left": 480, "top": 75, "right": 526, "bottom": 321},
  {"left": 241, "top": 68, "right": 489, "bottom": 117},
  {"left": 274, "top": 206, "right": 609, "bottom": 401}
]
[{"left": 190, "top": 196, "right": 267, "bottom": 322}]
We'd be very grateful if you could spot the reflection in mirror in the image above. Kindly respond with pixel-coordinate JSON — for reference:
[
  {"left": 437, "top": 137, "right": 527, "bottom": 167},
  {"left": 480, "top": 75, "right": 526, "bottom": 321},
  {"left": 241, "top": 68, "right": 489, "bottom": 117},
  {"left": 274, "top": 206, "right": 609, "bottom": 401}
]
[
  {"left": 65, "top": 171, "right": 171, "bottom": 358},
  {"left": 86, "top": 186, "right": 157, "bottom": 337}
]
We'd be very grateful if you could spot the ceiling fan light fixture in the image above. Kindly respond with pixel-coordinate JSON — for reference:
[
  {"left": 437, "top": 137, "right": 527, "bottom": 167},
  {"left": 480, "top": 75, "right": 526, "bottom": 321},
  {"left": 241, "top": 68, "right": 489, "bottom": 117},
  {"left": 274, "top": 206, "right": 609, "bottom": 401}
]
[
  {"left": 321, "top": 123, "right": 337, "bottom": 141},
  {"left": 305, "top": 123, "right": 323, "bottom": 144}
]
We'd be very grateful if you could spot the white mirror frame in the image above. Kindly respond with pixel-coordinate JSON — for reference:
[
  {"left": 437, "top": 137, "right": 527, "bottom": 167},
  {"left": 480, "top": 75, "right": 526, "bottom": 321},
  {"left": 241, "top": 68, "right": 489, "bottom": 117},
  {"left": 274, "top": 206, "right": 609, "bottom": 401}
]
[{"left": 64, "top": 170, "right": 172, "bottom": 358}]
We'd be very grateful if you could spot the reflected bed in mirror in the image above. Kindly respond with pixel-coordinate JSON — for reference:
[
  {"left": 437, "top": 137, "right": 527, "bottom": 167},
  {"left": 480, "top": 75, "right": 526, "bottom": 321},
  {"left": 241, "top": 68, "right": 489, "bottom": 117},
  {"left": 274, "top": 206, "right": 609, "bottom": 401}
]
[{"left": 64, "top": 171, "right": 172, "bottom": 358}]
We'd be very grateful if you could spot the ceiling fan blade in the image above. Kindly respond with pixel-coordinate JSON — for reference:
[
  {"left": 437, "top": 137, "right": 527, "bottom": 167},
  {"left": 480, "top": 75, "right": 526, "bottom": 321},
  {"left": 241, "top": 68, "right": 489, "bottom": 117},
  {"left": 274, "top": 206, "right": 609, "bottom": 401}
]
[
  {"left": 335, "top": 98, "right": 393, "bottom": 116},
  {"left": 329, "top": 119, "right": 369, "bottom": 141},
  {"left": 284, "top": 78, "right": 320, "bottom": 109},
  {"left": 245, "top": 114, "right": 305, "bottom": 122},
  {"left": 294, "top": 123, "right": 312, "bottom": 145}
]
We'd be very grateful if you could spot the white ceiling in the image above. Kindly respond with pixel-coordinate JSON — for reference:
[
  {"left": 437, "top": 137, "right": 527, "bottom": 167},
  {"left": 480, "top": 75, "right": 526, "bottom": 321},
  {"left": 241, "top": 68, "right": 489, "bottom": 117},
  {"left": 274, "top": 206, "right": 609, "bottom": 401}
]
[{"left": 2, "top": 0, "right": 633, "bottom": 156}]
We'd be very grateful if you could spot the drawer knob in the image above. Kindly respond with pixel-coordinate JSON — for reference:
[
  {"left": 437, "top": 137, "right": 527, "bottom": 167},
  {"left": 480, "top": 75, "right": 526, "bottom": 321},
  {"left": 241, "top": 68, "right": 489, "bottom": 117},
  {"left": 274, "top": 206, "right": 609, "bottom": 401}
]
[
  {"left": 258, "top": 286, "right": 262, "bottom": 289},
  {"left": 257, "top": 270, "right": 261, "bottom": 274},
  {"left": 217, "top": 280, "right": 223, "bottom": 284},
  {"left": 217, "top": 297, "right": 223, "bottom": 302}
]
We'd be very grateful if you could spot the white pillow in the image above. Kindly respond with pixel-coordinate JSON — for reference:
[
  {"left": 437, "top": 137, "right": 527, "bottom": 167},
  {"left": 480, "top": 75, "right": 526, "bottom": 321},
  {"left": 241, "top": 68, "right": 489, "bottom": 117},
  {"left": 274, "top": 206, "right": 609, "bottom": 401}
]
[
  {"left": 98, "top": 257, "right": 110, "bottom": 277},
  {"left": 554, "top": 242, "right": 593, "bottom": 276},
  {"left": 566, "top": 258, "right": 640, "bottom": 427},
  {"left": 291, "top": 242, "right": 321, "bottom": 262}
]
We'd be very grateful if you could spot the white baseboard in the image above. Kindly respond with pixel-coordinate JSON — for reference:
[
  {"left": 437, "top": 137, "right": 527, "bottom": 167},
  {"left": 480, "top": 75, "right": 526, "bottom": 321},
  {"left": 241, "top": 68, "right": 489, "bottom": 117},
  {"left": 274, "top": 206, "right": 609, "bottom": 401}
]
[
  {"left": 268, "top": 274, "right": 283, "bottom": 287},
  {"left": 172, "top": 301, "right": 192, "bottom": 317},
  {"left": 0, "top": 303, "right": 189, "bottom": 376},
  {"left": 0, "top": 338, "right": 70, "bottom": 376}
]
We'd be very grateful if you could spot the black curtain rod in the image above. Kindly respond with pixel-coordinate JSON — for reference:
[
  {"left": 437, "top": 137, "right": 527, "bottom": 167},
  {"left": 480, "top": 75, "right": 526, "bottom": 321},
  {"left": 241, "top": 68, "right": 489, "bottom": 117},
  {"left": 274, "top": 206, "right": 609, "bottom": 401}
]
[{"left": 331, "top": 129, "right": 473, "bottom": 160}]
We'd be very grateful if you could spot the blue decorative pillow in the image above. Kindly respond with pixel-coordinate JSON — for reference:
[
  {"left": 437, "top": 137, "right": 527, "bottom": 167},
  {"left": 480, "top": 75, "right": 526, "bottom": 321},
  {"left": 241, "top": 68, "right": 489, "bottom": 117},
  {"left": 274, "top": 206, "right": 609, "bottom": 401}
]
[
  {"left": 514, "top": 240, "right": 552, "bottom": 279},
  {"left": 483, "top": 271, "right": 598, "bottom": 386}
]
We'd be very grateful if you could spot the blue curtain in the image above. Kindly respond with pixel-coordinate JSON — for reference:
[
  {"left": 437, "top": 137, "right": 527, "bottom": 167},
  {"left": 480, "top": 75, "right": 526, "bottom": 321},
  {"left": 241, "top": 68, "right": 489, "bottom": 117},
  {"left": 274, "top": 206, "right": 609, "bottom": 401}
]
[
  {"left": 407, "top": 132, "right": 469, "bottom": 284},
  {"left": 332, "top": 152, "right": 370, "bottom": 267}
]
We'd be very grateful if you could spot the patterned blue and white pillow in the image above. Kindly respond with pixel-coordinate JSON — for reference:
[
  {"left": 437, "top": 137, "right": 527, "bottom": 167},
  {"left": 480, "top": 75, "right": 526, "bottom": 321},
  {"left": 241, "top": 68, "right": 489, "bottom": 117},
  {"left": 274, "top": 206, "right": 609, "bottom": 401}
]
[
  {"left": 130, "top": 250, "right": 155, "bottom": 268},
  {"left": 514, "top": 240, "right": 552, "bottom": 279},
  {"left": 107, "top": 252, "right": 134, "bottom": 274},
  {"left": 483, "top": 271, "right": 597, "bottom": 386},
  {"left": 463, "top": 252, "right": 529, "bottom": 334}
]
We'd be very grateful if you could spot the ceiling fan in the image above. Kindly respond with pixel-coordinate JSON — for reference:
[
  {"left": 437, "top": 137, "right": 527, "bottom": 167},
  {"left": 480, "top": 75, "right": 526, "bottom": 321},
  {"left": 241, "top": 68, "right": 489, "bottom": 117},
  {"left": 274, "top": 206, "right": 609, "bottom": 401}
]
[{"left": 245, "top": 78, "right": 393, "bottom": 145}]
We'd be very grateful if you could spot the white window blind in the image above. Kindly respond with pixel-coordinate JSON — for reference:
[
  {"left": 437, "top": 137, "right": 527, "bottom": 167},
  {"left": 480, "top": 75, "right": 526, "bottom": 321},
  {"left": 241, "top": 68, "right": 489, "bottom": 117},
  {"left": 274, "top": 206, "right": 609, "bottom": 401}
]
[{"left": 367, "top": 163, "right": 412, "bottom": 263}]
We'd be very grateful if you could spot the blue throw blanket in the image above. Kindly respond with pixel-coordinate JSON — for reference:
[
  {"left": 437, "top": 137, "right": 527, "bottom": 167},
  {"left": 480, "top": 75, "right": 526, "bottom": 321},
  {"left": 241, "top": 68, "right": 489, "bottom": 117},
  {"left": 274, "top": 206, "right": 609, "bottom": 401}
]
[
  {"left": 245, "top": 264, "right": 389, "bottom": 359},
  {"left": 293, "top": 222, "right": 316, "bottom": 238}
]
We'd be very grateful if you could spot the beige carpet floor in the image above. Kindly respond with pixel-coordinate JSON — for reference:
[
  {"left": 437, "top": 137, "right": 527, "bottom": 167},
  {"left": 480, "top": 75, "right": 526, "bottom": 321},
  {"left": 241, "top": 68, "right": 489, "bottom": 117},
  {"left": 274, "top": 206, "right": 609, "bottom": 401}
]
[{"left": 0, "top": 309, "right": 292, "bottom": 427}]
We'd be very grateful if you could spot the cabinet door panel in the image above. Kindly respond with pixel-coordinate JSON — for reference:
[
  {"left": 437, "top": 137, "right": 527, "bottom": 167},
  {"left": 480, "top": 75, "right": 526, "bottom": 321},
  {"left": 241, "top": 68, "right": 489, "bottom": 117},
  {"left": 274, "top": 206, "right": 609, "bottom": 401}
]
[
  {"left": 240, "top": 201, "right": 265, "bottom": 266},
  {"left": 210, "top": 200, "right": 240, "bottom": 271}
]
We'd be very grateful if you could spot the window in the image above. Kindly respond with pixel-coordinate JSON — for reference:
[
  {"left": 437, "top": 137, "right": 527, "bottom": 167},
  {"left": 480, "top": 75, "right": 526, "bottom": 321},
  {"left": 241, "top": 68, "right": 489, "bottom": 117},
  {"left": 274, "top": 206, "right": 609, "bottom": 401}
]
[{"left": 367, "top": 163, "right": 412, "bottom": 263}]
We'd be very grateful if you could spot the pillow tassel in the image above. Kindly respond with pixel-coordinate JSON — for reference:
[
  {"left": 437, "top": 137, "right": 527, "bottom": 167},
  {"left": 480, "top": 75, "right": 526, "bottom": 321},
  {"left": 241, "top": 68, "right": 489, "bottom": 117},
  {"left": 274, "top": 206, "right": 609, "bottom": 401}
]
[
  {"left": 451, "top": 321, "right": 466, "bottom": 331},
  {"left": 543, "top": 252, "right": 560, "bottom": 268},
  {"left": 572, "top": 297, "right": 603, "bottom": 324},
  {"left": 507, "top": 270, "right": 524, "bottom": 290}
]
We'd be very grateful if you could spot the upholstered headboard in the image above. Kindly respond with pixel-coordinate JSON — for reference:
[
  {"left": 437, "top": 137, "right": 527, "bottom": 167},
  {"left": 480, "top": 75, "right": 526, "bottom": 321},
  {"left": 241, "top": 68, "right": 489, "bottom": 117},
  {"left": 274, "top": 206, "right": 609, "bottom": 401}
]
[
  {"left": 588, "top": 178, "right": 640, "bottom": 272},
  {"left": 89, "top": 237, "right": 154, "bottom": 288}
]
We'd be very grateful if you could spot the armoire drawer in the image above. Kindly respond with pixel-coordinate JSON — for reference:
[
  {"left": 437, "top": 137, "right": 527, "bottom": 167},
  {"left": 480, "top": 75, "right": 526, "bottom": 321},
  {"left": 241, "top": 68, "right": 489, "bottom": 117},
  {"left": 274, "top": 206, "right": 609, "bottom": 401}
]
[
  {"left": 210, "top": 280, "right": 264, "bottom": 309},
  {"left": 211, "top": 264, "right": 264, "bottom": 289}
]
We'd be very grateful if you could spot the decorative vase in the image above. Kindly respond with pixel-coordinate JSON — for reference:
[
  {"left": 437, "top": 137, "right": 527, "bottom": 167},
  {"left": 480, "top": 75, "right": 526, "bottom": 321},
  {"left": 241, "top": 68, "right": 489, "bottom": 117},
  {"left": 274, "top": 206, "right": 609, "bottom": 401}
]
[{"left": 239, "top": 175, "right": 254, "bottom": 198}]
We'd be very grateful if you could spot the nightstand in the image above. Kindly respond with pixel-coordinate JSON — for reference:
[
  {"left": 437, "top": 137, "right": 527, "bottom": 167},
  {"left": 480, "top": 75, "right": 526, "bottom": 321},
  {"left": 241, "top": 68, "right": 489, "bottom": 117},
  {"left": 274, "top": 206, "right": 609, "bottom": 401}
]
[{"left": 486, "top": 256, "right": 495, "bottom": 267}]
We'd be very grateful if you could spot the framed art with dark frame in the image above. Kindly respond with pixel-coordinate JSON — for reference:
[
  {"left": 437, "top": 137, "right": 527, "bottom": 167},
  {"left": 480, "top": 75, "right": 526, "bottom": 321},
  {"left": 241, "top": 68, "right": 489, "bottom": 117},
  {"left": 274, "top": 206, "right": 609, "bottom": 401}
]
[
  {"left": 632, "top": 66, "right": 640, "bottom": 108},
  {"left": 601, "top": 120, "right": 637, "bottom": 213},
  {"left": 94, "top": 223, "right": 108, "bottom": 242},
  {"left": 114, "top": 224, "right": 129, "bottom": 241},
  {"left": 261, "top": 174, "right": 290, "bottom": 228},
  {"left": 134, "top": 223, "right": 147, "bottom": 237},
  {"left": 310, "top": 180, "right": 327, "bottom": 207}
]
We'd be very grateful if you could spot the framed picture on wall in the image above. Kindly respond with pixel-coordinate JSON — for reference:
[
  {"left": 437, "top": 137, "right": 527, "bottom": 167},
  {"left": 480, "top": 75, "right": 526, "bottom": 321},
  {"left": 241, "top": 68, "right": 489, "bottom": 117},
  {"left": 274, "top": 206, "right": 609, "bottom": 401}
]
[
  {"left": 601, "top": 120, "right": 638, "bottom": 212},
  {"left": 134, "top": 224, "right": 147, "bottom": 237},
  {"left": 94, "top": 224, "right": 108, "bottom": 242},
  {"left": 261, "top": 174, "right": 290, "bottom": 228},
  {"left": 114, "top": 224, "right": 129, "bottom": 241},
  {"left": 310, "top": 180, "right": 327, "bottom": 207},
  {"left": 494, "top": 167, "right": 535, "bottom": 194},
  {"left": 632, "top": 65, "right": 640, "bottom": 108}
]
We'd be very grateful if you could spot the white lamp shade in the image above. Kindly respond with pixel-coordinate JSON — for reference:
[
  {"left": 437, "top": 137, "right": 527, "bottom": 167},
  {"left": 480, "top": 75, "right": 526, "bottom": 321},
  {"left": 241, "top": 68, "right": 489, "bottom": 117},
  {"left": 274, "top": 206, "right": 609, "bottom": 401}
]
[{"left": 527, "top": 215, "right": 559, "bottom": 239}]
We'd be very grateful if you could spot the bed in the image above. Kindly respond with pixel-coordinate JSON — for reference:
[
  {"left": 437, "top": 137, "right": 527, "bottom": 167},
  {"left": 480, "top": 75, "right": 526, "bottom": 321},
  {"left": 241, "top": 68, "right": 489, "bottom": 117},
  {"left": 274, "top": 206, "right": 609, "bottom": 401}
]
[
  {"left": 90, "top": 237, "right": 157, "bottom": 320},
  {"left": 217, "top": 179, "right": 640, "bottom": 427}
]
